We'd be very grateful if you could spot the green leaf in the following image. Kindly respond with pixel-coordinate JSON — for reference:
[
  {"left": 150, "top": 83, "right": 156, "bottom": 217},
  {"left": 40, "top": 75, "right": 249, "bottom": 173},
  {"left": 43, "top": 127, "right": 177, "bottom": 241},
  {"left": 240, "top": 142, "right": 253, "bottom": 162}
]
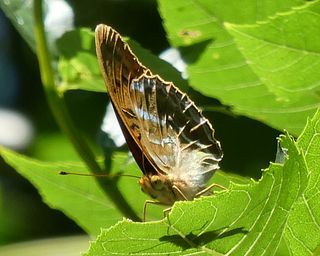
[
  {"left": 0, "top": 146, "right": 118, "bottom": 235},
  {"left": 85, "top": 110, "right": 320, "bottom": 255},
  {"left": 0, "top": 146, "right": 246, "bottom": 237},
  {"left": 56, "top": 28, "right": 105, "bottom": 93},
  {"left": 56, "top": 27, "right": 189, "bottom": 93},
  {"left": 0, "top": 0, "right": 35, "bottom": 51},
  {"left": 281, "top": 109, "right": 320, "bottom": 254},
  {"left": 225, "top": 1, "right": 320, "bottom": 135},
  {"left": 29, "top": 132, "right": 80, "bottom": 161},
  {"left": 158, "top": 0, "right": 319, "bottom": 135},
  {"left": 0, "top": 147, "right": 157, "bottom": 235}
]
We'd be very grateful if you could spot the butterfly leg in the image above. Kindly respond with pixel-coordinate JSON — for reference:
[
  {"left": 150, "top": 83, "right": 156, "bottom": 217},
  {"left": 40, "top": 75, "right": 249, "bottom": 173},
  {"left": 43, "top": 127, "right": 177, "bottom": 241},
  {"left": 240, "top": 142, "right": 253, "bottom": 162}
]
[
  {"left": 163, "top": 207, "right": 172, "bottom": 219},
  {"left": 195, "top": 183, "right": 226, "bottom": 198},
  {"left": 143, "top": 200, "right": 166, "bottom": 222},
  {"left": 172, "top": 185, "right": 189, "bottom": 201}
]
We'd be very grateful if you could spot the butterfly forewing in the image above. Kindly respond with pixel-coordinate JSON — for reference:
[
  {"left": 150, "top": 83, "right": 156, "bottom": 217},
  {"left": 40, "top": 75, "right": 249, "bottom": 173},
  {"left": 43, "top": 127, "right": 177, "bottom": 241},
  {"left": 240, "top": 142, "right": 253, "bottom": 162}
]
[
  {"left": 95, "top": 24, "right": 223, "bottom": 205},
  {"left": 95, "top": 24, "right": 155, "bottom": 175}
]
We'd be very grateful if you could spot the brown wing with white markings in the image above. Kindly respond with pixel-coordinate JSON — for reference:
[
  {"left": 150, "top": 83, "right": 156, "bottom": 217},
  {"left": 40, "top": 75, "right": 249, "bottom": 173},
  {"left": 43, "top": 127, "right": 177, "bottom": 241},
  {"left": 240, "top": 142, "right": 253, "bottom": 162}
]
[
  {"left": 95, "top": 24, "right": 155, "bottom": 175},
  {"left": 95, "top": 24, "right": 222, "bottom": 182}
]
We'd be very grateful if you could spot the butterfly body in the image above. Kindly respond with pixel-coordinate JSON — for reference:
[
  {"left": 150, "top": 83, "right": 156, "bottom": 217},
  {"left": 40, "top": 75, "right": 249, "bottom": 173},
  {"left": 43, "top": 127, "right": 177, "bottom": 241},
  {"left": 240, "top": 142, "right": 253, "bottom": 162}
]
[
  {"left": 139, "top": 170, "right": 213, "bottom": 206},
  {"left": 95, "top": 25, "right": 223, "bottom": 207}
]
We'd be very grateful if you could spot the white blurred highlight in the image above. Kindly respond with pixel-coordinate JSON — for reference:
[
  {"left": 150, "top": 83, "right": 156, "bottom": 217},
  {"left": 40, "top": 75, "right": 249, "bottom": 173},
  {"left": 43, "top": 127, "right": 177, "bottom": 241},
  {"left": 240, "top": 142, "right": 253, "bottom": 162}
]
[
  {"left": 44, "top": 0, "right": 74, "bottom": 41},
  {"left": 0, "top": 109, "right": 34, "bottom": 150},
  {"left": 159, "top": 48, "right": 188, "bottom": 79},
  {"left": 101, "top": 104, "right": 126, "bottom": 147}
]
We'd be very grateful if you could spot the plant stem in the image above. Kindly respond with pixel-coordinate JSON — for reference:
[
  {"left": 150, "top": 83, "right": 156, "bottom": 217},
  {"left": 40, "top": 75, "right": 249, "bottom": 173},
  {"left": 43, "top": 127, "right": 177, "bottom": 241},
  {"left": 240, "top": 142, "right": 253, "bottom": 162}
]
[
  {"left": 33, "top": 0, "right": 101, "bottom": 173},
  {"left": 33, "top": 0, "right": 140, "bottom": 221}
]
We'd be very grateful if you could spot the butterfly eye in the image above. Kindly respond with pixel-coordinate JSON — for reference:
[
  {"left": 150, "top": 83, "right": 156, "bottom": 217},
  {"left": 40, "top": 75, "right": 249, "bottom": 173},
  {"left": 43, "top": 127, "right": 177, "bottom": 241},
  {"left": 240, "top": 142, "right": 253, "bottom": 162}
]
[
  {"left": 150, "top": 193, "right": 158, "bottom": 199},
  {"left": 150, "top": 175, "right": 164, "bottom": 191},
  {"left": 141, "top": 185, "right": 157, "bottom": 198}
]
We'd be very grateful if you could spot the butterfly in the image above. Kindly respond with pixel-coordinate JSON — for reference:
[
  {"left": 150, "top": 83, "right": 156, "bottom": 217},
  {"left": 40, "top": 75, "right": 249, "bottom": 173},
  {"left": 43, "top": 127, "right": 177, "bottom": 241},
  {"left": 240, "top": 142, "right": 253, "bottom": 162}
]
[{"left": 95, "top": 24, "right": 223, "bottom": 219}]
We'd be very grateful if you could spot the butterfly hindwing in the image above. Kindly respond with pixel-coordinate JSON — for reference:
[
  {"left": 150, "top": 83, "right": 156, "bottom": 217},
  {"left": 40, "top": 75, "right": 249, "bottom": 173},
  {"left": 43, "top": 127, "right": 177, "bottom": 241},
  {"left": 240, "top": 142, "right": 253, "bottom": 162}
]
[{"left": 130, "top": 75, "right": 222, "bottom": 185}]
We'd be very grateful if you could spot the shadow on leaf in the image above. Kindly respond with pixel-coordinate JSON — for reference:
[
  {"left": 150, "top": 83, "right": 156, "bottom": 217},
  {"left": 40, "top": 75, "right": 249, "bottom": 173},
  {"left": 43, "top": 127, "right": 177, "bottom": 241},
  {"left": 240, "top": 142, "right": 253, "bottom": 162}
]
[
  {"left": 179, "top": 39, "right": 213, "bottom": 64},
  {"left": 159, "top": 227, "right": 247, "bottom": 250}
]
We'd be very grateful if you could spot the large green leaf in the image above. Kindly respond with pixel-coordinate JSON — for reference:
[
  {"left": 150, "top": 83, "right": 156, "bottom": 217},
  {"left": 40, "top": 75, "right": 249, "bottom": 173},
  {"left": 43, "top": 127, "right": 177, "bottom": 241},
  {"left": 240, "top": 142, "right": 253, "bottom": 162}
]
[
  {"left": 85, "top": 110, "right": 320, "bottom": 255},
  {"left": 0, "top": 0, "right": 35, "bottom": 51},
  {"left": 0, "top": 148, "right": 153, "bottom": 235},
  {"left": 158, "top": 0, "right": 319, "bottom": 135},
  {"left": 0, "top": 147, "right": 244, "bottom": 236},
  {"left": 57, "top": 28, "right": 104, "bottom": 93},
  {"left": 283, "top": 108, "right": 320, "bottom": 254}
]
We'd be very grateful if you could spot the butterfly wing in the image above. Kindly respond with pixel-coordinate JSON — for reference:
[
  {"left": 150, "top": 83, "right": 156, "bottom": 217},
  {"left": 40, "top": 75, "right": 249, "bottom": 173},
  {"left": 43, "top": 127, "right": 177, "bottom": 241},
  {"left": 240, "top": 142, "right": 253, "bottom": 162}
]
[
  {"left": 95, "top": 24, "right": 156, "bottom": 175},
  {"left": 130, "top": 75, "right": 223, "bottom": 186},
  {"left": 95, "top": 24, "right": 222, "bottom": 184}
]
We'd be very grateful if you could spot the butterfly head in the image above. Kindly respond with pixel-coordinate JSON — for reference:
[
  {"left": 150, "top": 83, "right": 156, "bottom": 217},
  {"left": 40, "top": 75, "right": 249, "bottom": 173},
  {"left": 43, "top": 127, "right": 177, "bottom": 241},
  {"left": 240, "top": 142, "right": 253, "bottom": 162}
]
[{"left": 139, "top": 175, "right": 176, "bottom": 205}]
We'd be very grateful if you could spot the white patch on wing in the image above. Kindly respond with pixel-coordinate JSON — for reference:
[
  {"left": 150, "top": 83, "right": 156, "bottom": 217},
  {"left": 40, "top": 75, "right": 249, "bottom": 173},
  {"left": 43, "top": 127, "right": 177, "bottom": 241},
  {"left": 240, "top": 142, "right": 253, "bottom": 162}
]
[
  {"left": 131, "top": 79, "right": 144, "bottom": 93},
  {"left": 134, "top": 106, "right": 166, "bottom": 126},
  {"left": 149, "top": 136, "right": 175, "bottom": 146}
]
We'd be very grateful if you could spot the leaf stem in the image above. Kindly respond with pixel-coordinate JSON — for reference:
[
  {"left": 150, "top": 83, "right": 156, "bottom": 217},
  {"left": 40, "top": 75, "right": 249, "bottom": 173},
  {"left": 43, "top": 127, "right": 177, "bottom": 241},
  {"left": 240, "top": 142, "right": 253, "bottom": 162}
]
[{"left": 33, "top": 0, "right": 140, "bottom": 221}]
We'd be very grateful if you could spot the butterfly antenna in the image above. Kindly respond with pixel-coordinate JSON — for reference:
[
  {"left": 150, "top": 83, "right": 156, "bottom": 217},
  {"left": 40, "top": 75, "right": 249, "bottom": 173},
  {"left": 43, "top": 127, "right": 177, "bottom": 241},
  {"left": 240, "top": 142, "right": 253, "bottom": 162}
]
[{"left": 59, "top": 171, "right": 140, "bottom": 179}]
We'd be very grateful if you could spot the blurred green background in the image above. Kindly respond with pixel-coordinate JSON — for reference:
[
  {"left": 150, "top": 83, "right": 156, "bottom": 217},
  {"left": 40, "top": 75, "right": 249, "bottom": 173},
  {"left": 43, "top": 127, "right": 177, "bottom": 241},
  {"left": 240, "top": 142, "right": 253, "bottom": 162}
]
[{"left": 0, "top": 0, "right": 279, "bottom": 249}]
